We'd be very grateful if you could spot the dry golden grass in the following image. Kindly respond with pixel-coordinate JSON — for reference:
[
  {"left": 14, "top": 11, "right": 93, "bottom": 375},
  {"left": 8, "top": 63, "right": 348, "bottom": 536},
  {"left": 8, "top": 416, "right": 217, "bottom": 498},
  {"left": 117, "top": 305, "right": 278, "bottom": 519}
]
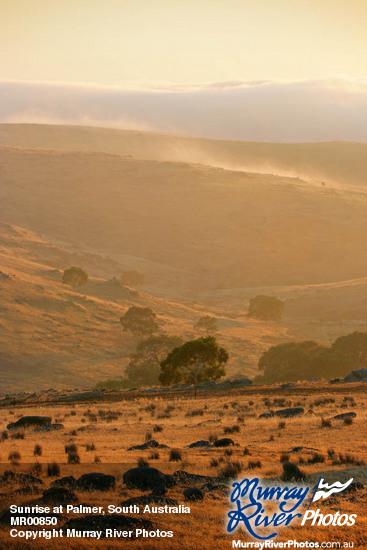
[{"left": 0, "top": 384, "right": 366, "bottom": 549}]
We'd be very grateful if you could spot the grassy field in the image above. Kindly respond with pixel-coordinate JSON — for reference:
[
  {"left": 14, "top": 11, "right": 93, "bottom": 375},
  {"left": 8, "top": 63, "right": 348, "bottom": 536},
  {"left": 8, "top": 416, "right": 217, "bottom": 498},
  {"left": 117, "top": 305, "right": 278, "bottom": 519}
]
[
  {"left": 0, "top": 383, "right": 366, "bottom": 549},
  {"left": 0, "top": 125, "right": 366, "bottom": 547}
]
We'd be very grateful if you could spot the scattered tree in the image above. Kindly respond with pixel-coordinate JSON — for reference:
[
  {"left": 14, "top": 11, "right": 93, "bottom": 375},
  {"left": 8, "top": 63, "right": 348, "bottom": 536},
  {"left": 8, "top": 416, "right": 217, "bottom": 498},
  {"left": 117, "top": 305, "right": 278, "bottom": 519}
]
[
  {"left": 331, "top": 331, "right": 367, "bottom": 368},
  {"left": 129, "top": 334, "right": 183, "bottom": 366},
  {"left": 126, "top": 334, "right": 182, "bottom": 386},
  {"left": 120, "top": 306, "right": 159, "bottom": 338},
  {"left": 195, "top": 316, "right": 218, "bottom": 334},
  {"left": 62, "top": 266, "right": 88, "bottom": 290},
  {"left": 126, "top": 362, "right": 161, "bottom": 386},
  {"left": 258, "top": 341, "right": 325, "bottom": 383},
  {"left": 248, "top": 295, "right": 284, "bottom": 321},
  {"left": 121, "top": 270, "right": 145, "bottom": 286},
  {"left": 159, "top": 336, "right": 228, "bottom": 388},
  {"left": 257, "top": 330, "right": 367, "bottom": 383}
]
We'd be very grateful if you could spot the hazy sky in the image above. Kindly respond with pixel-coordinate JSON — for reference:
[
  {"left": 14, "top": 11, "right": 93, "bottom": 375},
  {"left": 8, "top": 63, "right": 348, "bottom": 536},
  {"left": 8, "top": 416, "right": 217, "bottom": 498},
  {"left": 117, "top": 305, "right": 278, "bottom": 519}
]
[
  {"left": 2, "top": 0, "right": 367, "bottom": 85},
  {"left": 1, "top": 1, "right": 367, "bottom": 141}
]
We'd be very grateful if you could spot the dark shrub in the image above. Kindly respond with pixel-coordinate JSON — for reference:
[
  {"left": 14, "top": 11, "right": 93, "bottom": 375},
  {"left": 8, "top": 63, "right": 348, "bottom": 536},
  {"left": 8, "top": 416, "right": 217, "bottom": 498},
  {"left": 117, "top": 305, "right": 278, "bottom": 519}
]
[
  {"left": 224, "top": 425, "right": 240, "bottom": 434},
  {"left": 65, "top": 444, "right": 78, "bottom": 454},
  {"left": 248, "top": 460, "right": 262, "bottom": 470},
  {"left": 220, "top": 461, "right": 242, "bottom": 479},
  {"left": 30, "top": 462, "right": 42, "bottom": 476},
  {"left": 47, "top": 462, "right": 61, "bottom": 477},
  {"left": 34, "top": 444, "right": 43, "bottom": 457},
  {"left": 67, "top": 451, "right": 80, "bottom": 464},
  {"left": 169, "top": 449, "right": 182, "bottom": 462},
  {"left": 307, "top": 453, "right": 325, "bottom": 464},
  {"left": 282, "top": 461, "right": 305, "bottom": 481},
  {"left": 321, "top": 418, "right": 332, "bottom": 428},
  {"left": 148, "top": 451, "right": 160, "bottom": 460},
  {"left": 8, "top": 451, "right": 21, "bottom": 464}
]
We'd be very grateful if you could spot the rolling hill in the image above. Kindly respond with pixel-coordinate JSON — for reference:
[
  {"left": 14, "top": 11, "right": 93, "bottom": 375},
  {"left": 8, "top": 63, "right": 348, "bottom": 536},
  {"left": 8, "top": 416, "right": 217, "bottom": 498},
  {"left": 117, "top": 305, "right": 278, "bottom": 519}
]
[
  {"left": 1, "top": 123, "right": 367, "bottom": 187},
  {"left": 1, "top": 124, "right": 367, "bottom": 391}
]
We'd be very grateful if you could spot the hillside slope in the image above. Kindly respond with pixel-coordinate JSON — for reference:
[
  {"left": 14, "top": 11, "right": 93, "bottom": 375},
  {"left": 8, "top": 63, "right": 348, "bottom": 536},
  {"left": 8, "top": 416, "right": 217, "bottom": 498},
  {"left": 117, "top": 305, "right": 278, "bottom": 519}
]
[
  {"left": 1, "top": 123, "right": 367, "bottom": 187},
  {"left": 1, "top": 145, "right": 367, "bottom": 293},
  {"left": 0, "top": 222, "right": 292, "bottom": 391}
]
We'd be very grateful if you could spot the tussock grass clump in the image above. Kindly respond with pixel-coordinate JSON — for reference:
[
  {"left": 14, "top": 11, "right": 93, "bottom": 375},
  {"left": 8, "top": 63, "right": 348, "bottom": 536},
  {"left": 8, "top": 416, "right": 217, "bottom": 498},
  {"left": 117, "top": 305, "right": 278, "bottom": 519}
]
[
  {"left": 1, "top": 430, "right": 9, "bottom": 441},
  {"left": 224, "top": 448, "right": 233, "bottom": 457},
  {"left": 269, "top": 435, "right": 275, "bottom": 441},
  {"left": 185, "top": 409, "right": 204, "bottom": 417},
  {"left": 344, "top": 416, "right": 353, "bottom": 426},
  {"left": 145, "top": 432, "right": 153, "bottom": 442},
  {"left": 153, "top": 425, "right": 163, "bottom": 433},
  {"left": 65, "top": 443, "right": 78, "bottom": 454},
  {"left": 8, "top": 451, "right": 21, "bottom": 465},
  {"left": 327, "top": 449, "right": 335, "bottom": 459},
  {"left": 11, "top": 431, "right": 25, "bottom": 440},
  {"left": 343, "top": 396, "right": 355, "bottom": 403},
  {"left": 321, "top": 418, "right": 332, "bottom": 428},
  {"left": 334, "top": 454, "right": 365, "bottom": 466},
  {"left": 138, "top": 457, "right": 149, "bottom": 467},
  {"left": 149, "top": 451, "right": 160, "bottom": 460},
  {"left": 307, "top": 452, "right": 325, "bottom": 464},
  {"left": 67, "top": 451, "right": 80, "bottom": 464},
  {"left": 143, "top": 404, "right": 156, "bottom": 412},
  {"left": 220, "top": 461, "right": 242, "bottom": 479},
  {"left": 34, "top": 444, "right": 42, "bottom": 457},
  {"left": 248, "top": 460, "right": 262, "bottom": 470},
  {"left": 280, "top": 453, "right": 290, "bottom": 463},
  {"left": 47, "top": 462, "right": 60, "bottom": 477},
  {"left": 29, "top": 462, "right": 42, "bottom": 476},
  {"left": 169, "top": 448, "right": 182, "bottom": 462},
  {"left": 224, "top": 425, "right": 240, "bottom": 434},
  {"left": 243, "top": 447, "right": 250, "bottom": 456},
  {"left": 313, "top": 398, "right": 335, "bottom": 407},
  {"left": 208, "top": 434, "right": 218, "bottom": 443},
  {"left": 282, "top": 461, "right": 305, "bottom": 481},
  {"left": 210, "top": 458, "right": 219, "bottom": 468},
  {"left": 278, "top": 421, "right": 286, "bottom": 430},
  {"left": 85, "top": 443, "right": 96, "bottom": 452},
  {"left": 94, "top": 456, "right": 101, "bottom": 463}
]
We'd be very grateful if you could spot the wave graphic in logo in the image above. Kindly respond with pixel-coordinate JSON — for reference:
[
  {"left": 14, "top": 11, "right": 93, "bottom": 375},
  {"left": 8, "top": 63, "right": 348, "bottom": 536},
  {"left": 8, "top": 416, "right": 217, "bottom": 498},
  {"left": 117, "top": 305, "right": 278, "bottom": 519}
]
[{"left": 311, "top": 477, "right": 353, "bottom": 504}]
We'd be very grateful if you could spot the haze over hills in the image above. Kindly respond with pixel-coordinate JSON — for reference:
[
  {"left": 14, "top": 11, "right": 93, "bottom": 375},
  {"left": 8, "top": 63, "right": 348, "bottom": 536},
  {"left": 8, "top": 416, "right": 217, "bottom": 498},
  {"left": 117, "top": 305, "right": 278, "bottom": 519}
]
[
  {"left": 1, "top": 123, "right": 367, "bottom": 188},
  {"left": 1, "top": 124, "right": 367, "bottom": 391},
  {"left": 0, "top": 221, "right": 293, "bottom": 390}
]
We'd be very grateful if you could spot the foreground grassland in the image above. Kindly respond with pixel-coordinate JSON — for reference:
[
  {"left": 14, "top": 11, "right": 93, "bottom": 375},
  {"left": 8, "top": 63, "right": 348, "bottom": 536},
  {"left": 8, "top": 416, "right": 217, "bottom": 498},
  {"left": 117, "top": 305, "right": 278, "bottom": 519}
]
[{"left": 0, "top": 383, "right": 366, "bottom": 549}]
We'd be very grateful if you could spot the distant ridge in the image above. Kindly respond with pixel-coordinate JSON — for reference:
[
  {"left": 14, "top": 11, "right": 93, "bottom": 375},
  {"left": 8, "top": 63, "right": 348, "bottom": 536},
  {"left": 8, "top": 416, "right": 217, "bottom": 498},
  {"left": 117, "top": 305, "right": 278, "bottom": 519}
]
[{"left": 1, "top": 123, "right": 367, "bottom": 187}]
